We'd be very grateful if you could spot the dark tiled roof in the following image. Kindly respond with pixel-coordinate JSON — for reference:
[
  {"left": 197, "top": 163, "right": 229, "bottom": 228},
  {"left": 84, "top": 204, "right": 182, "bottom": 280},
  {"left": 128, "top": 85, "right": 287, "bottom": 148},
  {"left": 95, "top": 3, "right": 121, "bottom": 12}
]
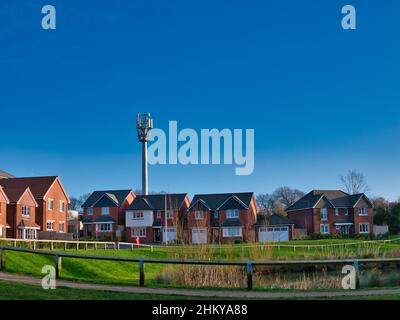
[
  {"left": 257, "top": 214, "right": 294, "bottom": 226},
  {"left": 0, "top": 176, "right": 59, "bottom": 198},
  {"left": 0, "top": 170, "right": 14, "bottom": 179},
  {"left": 82, "top": 190, "right": 133, "bottom": 208},
  {"left": 18, "top": 219, "right": 40, "bottom": 228},
  {"left": 2, "top": 187, "right": 36, "bottom": 204},
  {"left": 82, "top": 217, "right": 93, "bottom": 223},
  {"left": 152, "top": 220, "right": 162, "bottom": 227},
  {"left": 127, "top": 194, "right": 187, "bottom": 211},
  {"left": 93, "top": 216, "right": 116, "bottom": 223},
  {"left": 286, "top": 190, "right": 372, "bottom": 211},
  {"left": 221, "top": 219, "right": 243, "bottom": 227},
  {"left": 189, "top": 192, "right": 253, "bottom": 211}
]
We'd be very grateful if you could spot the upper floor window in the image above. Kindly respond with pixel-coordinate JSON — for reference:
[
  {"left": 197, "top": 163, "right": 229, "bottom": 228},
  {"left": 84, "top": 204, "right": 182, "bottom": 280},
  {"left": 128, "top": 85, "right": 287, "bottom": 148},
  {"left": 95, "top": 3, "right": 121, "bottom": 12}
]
[
  {"left": 166, "top": 210, "right": 174, "bottom": 219},
  {"left": 22, "top": 206, "right": 30, "bottom": 216},
  {"left": 133, "top": 211, "right": 144, "bottom": 219},
  {"left": 226, "top": 209, "right": 239, "bottom": 219},
  {"left": 195, "top": 210, "right": 204, "bottom": 220},
  {"left": 358, "top": 208, "right": 368, "bottom": 216},
  {"left": 60, "top": 201, "right": 65, "bottom": 213},
  {"left": 156, "top": 210, "right": 161, "bottom": 219},
  {"left": 87, "top": 207, "right": 93, "bottom": 215},
  {"left": 345, "top": 208, "right": 349, "bottom": 215},
  {"left": 214, "top": 211, "right": 219, "bottom": 219},
  {"left": 335, "top": 208, "right": 339, "bottom": 216},
  {"left": 101, "top": 207, "right": 110, "bottom": 215},
  {"left": 320, "top": 208, "right": 328, "bottom": 221},
  {"left": 48, "top": 199, "right": 54, "bottom": 211}
]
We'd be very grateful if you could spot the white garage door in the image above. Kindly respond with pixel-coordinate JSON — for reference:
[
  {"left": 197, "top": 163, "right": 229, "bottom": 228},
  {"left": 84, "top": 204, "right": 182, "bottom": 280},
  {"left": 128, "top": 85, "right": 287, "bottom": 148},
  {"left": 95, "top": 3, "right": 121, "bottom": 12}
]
[
  {"left": 259, "top": 226, "right": 289, "bottom": 243},
  {"left": 192, "top": 228, "right": 207, "bottom": 244}
]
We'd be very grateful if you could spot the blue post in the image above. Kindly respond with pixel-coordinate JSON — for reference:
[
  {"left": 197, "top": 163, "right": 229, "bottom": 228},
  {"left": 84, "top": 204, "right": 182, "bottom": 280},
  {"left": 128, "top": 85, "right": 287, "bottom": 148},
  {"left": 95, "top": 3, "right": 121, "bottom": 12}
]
[
  {"left": 139, "top": 258, "right": 145, "bottom": 287},
  {"left": 354, "top": 257, "right": 360, "bottom": 289},
  {"left": 247, "top": 260, "right": 253, "bottom": 290}
]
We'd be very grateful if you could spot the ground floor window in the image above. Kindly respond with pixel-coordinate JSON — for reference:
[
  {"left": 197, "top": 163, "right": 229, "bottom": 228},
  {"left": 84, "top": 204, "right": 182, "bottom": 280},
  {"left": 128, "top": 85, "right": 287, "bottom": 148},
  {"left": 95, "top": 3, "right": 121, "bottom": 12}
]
[
  {"left": 222, "top": 227, "right": 242, "bottom": 238},
  {"left": 320, "top": 224, "right": 330, "bottom": 234},
  {"left": 96, "top": 223, "right": 113, "bottom": 232},
  {"left": 132, "top": 227, "right": 146, "bottom": 238},
  {"left": 59, "top": 222, "right": 65, "bottom": 233},
  {"left": 46, "top": 221, "right": 55, "bottom": 231},
  {"left": 0, "top": 227, "right": 2, "bottom": 238},
  {"left": 359, "top": 223, "right": 370, "bottom": 234},
  {"left": 20, "top": 228, "right": 38, "bottom": 239}
]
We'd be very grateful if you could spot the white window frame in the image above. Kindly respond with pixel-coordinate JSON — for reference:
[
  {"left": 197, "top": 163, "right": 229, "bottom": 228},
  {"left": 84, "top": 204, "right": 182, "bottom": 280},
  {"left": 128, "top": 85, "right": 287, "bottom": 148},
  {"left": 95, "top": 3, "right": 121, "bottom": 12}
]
[
  {"left": 344, "top": 208, "right": 349, "bottom": 216},
  {"left": 101, "top": 207, "right": 110, "bottom": 215},
  {"left": 87, "top": 207, "right": 93, "bottom": 215},
  {"left": 222, "top": 227, "right": 242, "bottom": 238},
  {"left": 131, "top": 227, "right": 146, "bottom": 238},
  {"left": 320, "top": 208, "right": 328, "bottom": 221},
  {"left": 46, "top": 221, "right": 55, "bottom": 231},
  {"left": 59, "top": 221, "right": 65, "bottom": 233},
  {"left": 156, "top": 210, "right": 161, "bottom": 219},
  {"left": 214, "top": 211, "right": 219, "bottom": 219},
  {"left": 335, "top": 208, "right": 339, "bottom": 216},
  {"left": 96, "top": 223, "right": 112, "bottom": 232},
  {"left": 0, "top": 227, "right": 3, "bottom": 238},
  {"left": 195, "top": 210, "right": 204, "bottom": 220},
  {"left": 48, "top": 199, "right": 54, "bottom": 211},
  {"left": 22, "top": 206, "right": 30, "bottom": 217},
  {"left": 226, "top": 209, "right": 239, "bottom": 219},
  {"left": 166, "top": 210, "right": 174, "bottom": 219},
  {"left": 320, "top": 224, "right": 330, "bottom": 234},
  {"left": 59, "top": 200, "right": 65, "bottom": 213},
  {"left": 359, "top": 223, "right": 370, "bottom": 234},
  {"left": 358, "top": 208, "right": 368, "bottom": 216},
  {"left": 132, "top": 211, "right": 144, "bottom": 219}
]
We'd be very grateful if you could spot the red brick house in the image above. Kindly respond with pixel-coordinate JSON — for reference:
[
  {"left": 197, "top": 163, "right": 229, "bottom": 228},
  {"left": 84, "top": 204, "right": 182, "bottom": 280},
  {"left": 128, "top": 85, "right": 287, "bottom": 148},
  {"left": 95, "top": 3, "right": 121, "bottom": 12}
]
[
  {"left": 286, "top": 190, "right": 374, "bottom": 236},
  {"left": 125, "top": 194, "right": 190, "bottom": 243},
  {"left": 81, "top": 190, "right": 135, "bottom": 240},
  {"left": 2, "top": 186, "right": 40, "bottom": 239},
  {"left": 0, "top": 177, "right": 70, "bottom": 235},
  {"left": 0, "top": 186, "right": 10, "bottom": 238},
  {"left": 187, "top": 192, "right": 257, "bottom": 244}
]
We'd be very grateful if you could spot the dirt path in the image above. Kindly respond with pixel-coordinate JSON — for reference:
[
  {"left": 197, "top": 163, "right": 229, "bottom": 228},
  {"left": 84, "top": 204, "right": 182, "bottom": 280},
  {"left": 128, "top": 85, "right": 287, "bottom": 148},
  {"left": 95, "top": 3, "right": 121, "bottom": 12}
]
[{"left": 0, "top": 272, "right": 399, "bottom": 299}]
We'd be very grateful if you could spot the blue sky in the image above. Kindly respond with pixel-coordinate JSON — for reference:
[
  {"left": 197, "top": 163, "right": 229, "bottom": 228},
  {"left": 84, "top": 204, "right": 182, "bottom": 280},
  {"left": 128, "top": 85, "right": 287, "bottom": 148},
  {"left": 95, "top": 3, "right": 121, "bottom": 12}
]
[{"left": 1, "top": 0, "right": 400, "bottom": 200}]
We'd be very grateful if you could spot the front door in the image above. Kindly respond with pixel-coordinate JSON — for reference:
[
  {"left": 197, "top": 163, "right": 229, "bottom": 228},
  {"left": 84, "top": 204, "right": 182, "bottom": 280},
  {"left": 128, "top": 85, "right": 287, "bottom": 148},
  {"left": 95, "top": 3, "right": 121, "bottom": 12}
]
[{"left": 153, "top": 228, "right": 162, "bottom": 242}]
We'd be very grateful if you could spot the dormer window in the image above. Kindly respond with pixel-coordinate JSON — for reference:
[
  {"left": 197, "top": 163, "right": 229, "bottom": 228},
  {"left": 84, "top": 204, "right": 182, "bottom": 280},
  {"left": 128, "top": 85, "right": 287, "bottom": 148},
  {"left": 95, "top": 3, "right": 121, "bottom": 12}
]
[
  {"left": 195, "top": 210, "right": 204, "bottom": 220},
  {"left": 214, "top": 211, "right": 219, "bottom": 219},
  {"left": 226, "top": 209, "right": 239, "bottom": 219},
  {"left": 87, "top": 207, "right": 93, "bottom": 215},
  {"left": 133, "top": 211, "right": 144, "bottom": 219},
  {"left": 101, "top": 207, "right": 110, "bottom": 215},
  {"left": 335, "top": 208, "right": 339, "bottom": 216},
  {"left": 320, "top": 208, "right": 328, "bottom": 221},
  {"left": 22, "top": 206, "right": 30, "bottom": 216},
  {"left": 358, "top": 208, "right": 368, "bottom": 216}
]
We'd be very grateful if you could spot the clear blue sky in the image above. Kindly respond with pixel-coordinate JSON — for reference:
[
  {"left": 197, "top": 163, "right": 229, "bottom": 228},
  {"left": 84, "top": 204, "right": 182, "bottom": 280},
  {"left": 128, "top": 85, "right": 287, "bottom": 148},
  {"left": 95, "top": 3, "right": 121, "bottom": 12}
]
[{"left": 1, "top": 0, "right": 400, "bottom": 200}]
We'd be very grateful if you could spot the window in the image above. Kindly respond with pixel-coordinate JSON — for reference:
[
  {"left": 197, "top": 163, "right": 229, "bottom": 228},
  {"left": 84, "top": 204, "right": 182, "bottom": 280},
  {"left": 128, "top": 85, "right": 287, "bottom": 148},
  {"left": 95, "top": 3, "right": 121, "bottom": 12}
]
[
  {"left": 97, "top": 223, "right": 112, "bottom": 232},
  {"left": 87, "top": 207, "right": 93, "bottom": 215},
  {"left": 166, "top": 210, "right": 174, "bottom": 219},
  {"left": 132, "top": 228, "right": 146, "bottom": 238},
  {"left": 0, "top": 227, "right": 2, "bottom": 238},
  {"left": 22, "top": 206, "right": 30, "bottom": 216},
  {"left": 59, "top": 222, "right": 65, "bottom": 233},
  {"left": 47, "top": 221, "right": 55, "bottom": 231},
  {"left": 358, "top": 208, "right": 368, "bottom": 216},
  {"left": 195, "top": 210, "right": 203, "bottom": 220},
  {"left": 345, "top": 208, "right": 349, "bottom": 215},
  {"left": 59, "top": 201, "right": 65, "bottom": 212},
  {"left": 157, "top": 211, "right": 161, "bottom": 219},
  {"left": 320, "top": 208, "right": 328, "bottom": 221},
  {"left": 359, "top": 223, "right": 370, "bottom": 234},
  {"left": 22, "top": 229, "right": 37, "bottom": 240},
  {"left": 320, "top": 224, "right": 330, "bottom": 234},
  {"left": 48, "top": 199, "right": 54, "bottom": 211},
  {"left": 335, "top": 208, "right": 339, "bottom": 216},
  {"left": 222, "top": 227, "right": 242, "bottom": 238},
  {"left": 133, "top": 211, "right": 144, "bottom": 219},
  {"left": 214, "top": 211, "right": 219, "bottom": 219},
  {"left": 101, "top": 207, "right": 109, "bottom": 215},
  {"left": 226, "top": 209, "right": 239, "bottom": 219}
]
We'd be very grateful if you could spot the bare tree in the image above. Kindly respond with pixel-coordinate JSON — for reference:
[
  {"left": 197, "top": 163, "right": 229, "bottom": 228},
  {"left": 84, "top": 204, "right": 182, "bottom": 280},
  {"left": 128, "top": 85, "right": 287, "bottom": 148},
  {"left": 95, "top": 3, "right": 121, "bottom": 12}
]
[
  {"left": 69, "top": 197, "right": 80, "bottom": 211},
  {"left": 340, "top": 170, "right": 370, "bottom": 194},
  {"left": 256, "top": 193, "right": 276, "bottom": 213},
  {"left": 273, "top": 187, "right": 304, "bottom": 208}
]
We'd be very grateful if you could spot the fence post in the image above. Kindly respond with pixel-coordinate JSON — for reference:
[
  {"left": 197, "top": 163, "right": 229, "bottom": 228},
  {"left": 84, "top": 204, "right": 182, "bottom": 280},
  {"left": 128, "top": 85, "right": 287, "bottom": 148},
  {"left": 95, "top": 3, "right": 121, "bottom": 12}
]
[
  {"left": 64, "top": 242, "right": 67, "bottom": 250},
  {"left": 139, "top": 258, "right": 145, "bottom": 287},
  {"left": 247, "top": 260, "right": 253, "bottom": 290},
  {"left": 85, "top": 242, "right": 88, "bottom": 250},
  {"left": 55, "top": 254, "right": 62, "bottom": 279},
  {"left": 354, "top": 257, "right": 360, "bottom": 289},
  {"left": 0, "top": 249, "right": 5, "bottom": 271},
  {"left": 33, "top": 241, "right": 36, "bottom": 251},
  {"left": 94, "top": 243, "right": 97, "bottom": 250},
  {"left": 76, "top": 242, "right": 79, "bottom": 250},
  {"left": 14, "top": 240, "right": 16, "bottom": 247},
  {"left": 50, "top": 241, "right": 54, "bottom": 251}
]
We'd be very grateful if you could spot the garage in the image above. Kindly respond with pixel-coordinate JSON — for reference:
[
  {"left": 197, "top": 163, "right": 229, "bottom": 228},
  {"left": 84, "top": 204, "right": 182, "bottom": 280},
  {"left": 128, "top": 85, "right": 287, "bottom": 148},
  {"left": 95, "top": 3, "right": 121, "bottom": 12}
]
[
  {"left": 192, "top": 228, "right": 207, "bottom": 244},
  {"left": 259, "top": 226, "right": 289, "bottom": 242}
]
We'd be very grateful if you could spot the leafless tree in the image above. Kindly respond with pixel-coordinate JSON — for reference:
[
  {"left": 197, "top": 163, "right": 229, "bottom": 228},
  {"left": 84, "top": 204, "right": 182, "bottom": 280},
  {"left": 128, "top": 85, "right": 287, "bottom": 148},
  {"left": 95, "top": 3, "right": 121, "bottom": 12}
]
[
  {"left": 273, "top": 186, "right": 305, "bottom": 208},
  {"left": 256, "top": 193, "right": 276, "bottom": 213},
  {"left": 340, "top": 170, "right": 370, "bottom": 194}
]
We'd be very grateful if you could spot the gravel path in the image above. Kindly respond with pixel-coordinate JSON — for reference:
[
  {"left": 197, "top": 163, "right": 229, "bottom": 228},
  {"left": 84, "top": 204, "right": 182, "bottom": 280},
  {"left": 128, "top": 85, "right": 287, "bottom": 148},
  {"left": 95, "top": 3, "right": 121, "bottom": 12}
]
[{"left": 0, "top": 272, "right": 399, "bottom": 299}]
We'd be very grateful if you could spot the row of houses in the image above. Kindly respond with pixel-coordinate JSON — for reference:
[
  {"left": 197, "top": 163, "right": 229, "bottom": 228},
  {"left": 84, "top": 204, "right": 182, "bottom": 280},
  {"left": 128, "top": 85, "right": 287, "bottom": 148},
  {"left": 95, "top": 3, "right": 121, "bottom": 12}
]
[
  {"left": 80, "top": 189, "right": 375, "bottom": 244},
  {"left": 0, "top": 171, "right": 69, "bottom": 240}
]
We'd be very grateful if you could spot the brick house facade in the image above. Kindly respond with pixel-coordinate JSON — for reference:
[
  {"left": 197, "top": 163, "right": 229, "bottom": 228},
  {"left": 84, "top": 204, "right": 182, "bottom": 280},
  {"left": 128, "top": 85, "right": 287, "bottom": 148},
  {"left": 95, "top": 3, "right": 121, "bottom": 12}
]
[
  {"left": 81, "top": 190, "right": 135, "bottom": 241},
  {"left": 3, "top": 187, "right": 40, "bottom": 239},
  {"left": 187, "top": 192, "right": 257, "bottom": 244},
  {"left": 0, "top": 177, "right": 70, "bottom": 236},
  {"left": 0, "top": 186, "right": 10, "bottom": 238},
  {"left": 125, "top": 194, "right": 190, "bottom": 243},
  {"left": 286, "top": 190, "right": 374, "bottom": 236}
]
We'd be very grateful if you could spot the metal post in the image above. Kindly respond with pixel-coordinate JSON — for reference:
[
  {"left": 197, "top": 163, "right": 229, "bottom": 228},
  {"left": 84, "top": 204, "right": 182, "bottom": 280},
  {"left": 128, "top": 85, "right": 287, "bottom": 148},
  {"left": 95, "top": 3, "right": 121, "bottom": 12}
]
[
  {"left": 139, "top": 258, "right": 145, "bottom": 287},
  {"left": 247, "top": 260, "right": 253, "bottom": 290},
  {"left": 354, "top": 257, "right": 360, "bottom": 289},
  {"left": 142, "top": 142, "right": 148, "bottom": 195},
  {"left": 0, "top": 249, "right": 5, "bottom": 271},
  {"left": 165, "top": 194, "right": 168, "bottom": 246},
  {"left": 55, "top": 255, "right": 62, "bottom": 279}
]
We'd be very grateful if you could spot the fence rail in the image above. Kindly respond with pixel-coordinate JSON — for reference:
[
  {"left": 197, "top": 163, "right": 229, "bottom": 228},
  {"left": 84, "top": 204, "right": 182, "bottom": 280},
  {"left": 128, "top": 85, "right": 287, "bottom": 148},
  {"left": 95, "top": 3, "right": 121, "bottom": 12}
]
[{"left": 1, "top": 245, "right": 400, "bottom": 290}]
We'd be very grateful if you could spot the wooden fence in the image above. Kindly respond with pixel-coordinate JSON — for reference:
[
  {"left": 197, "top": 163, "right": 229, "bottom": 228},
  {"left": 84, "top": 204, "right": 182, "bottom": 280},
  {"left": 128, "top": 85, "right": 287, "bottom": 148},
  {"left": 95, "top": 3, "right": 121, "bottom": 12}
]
[{"left": 1, "top": 245, "right": 400, "bottom": 290}]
